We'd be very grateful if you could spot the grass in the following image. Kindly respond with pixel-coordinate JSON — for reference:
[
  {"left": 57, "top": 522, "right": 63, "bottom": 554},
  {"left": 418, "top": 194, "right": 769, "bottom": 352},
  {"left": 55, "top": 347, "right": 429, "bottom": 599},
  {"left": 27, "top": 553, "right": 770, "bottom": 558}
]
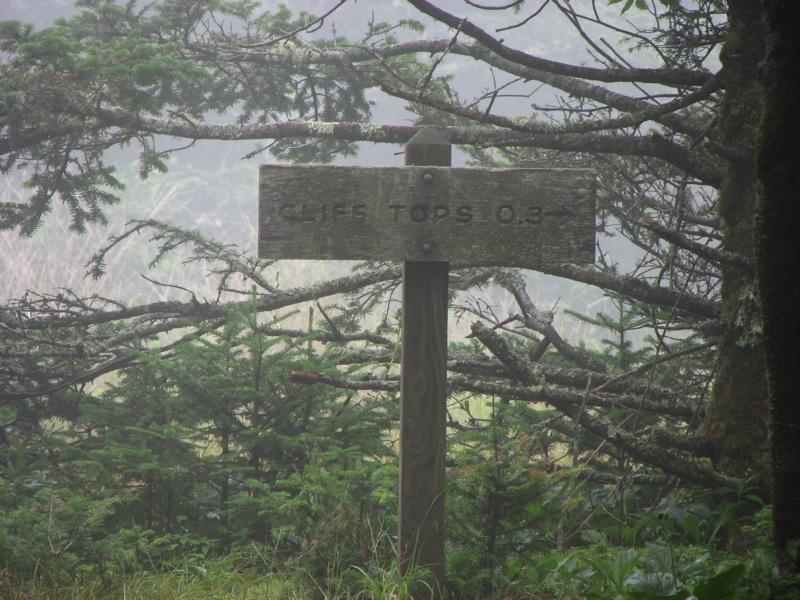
[
  {"left": 121, "top": 571, "right": 315, "bottom": 600},
  {"left": 2, "top": 559, "right": 444, "bottom": 600},
  {"left": 4, "top": 571, "right": 317, "bottom": 600},
  {"left": 3, "top": 575, "right": 551, "bottom": 600}
]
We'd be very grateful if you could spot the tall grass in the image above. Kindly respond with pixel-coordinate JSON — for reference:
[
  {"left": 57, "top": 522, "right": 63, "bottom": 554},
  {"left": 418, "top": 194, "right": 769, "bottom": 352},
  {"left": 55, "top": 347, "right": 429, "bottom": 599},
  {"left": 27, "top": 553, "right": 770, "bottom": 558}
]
[{"left": 4, "top": 564, "right": 442, "bottom": 600}]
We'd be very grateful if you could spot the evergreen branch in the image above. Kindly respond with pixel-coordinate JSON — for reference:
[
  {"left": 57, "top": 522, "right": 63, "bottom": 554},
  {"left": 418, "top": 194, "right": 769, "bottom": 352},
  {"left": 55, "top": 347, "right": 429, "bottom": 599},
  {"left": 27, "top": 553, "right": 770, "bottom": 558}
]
[
  {"left": 228, "top": 38, "right": 713, "bottom": 137},
  {"left": 93, "top": 108, "right": 725, "bottom": 188},
  {"left": 402, "top": 0, "right": 713, "bottom": 87},
  {"left": 640, "top": 217, "right": 753, "bottom": 274},
  {"left": 379, "top": 71, "right": 722, "bottom": 138},
  {"left": 289, "top": 371, "right": 399, "bottom": 392},
  {"left": 469, "top": 321, "right": 737, "bottom": 488},
  {"left": 255, "top": 326, "right": 393, "bottom": 347},
  {"left": 10, "top": 265, "right": 402, "bottom": 332},
  {"left": 446, "top": 376, "right": 697, "bottom": 421},
  {"left": 275, "top": 367, "right": 697, "bottom": 421},
  {"left": 328, "top": 349, "right": 689, "bottom": 406},
  {"left": 447, "top": 358, "right": 683, "bottom": 404},
  {"left": 534, "top": 263, "right": 720, "bottom": 320},
  {"left": 236, "top": 0, "right": 348, "bottom": 49}
]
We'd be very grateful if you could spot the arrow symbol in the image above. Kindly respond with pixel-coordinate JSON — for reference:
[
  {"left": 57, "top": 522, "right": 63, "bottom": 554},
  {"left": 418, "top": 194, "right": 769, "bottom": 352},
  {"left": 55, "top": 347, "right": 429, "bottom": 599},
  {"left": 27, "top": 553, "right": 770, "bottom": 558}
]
[{"left": 544, "top": 205, "right": 576, "bottom": 223}]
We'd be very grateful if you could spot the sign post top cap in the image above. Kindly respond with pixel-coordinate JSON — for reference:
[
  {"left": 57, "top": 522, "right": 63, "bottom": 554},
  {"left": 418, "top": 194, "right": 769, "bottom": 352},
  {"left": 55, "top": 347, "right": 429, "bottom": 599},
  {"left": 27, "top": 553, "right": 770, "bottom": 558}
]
[{"left": 406, "top": 128, "right": 451, "bottom": 147}]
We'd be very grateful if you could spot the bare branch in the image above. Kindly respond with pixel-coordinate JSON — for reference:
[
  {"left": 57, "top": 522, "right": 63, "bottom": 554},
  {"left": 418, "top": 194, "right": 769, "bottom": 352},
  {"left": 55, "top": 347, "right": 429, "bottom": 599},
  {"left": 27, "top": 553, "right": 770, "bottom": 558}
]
[
  {"left": 640, "top": 217, "right": 753, "bottom": 274},
  {"left": 237, "top": 0, "right": 349, "bottom": 49},
  {"left": 469, "top": 321, "right": 736, "bottom": 488},
  {"left": 403, "top": 0, "right": 712, "bottom": 85}
]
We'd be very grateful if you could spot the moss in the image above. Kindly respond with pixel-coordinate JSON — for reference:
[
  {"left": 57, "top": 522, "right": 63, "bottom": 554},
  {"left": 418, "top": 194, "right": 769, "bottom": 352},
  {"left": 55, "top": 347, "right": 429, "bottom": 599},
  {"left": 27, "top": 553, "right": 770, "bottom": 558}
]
[
  {"left": 706, "top": 340, "right": 769, "bottom": 473},
  {"left": 704, "top": 0, "right": 769, "bottom": 481},
  {"left": 358, "top": 123, "right": 387, "bottom": 140},
  {"left": 304, "top": 121, "right": 336, "bottom": 136}
]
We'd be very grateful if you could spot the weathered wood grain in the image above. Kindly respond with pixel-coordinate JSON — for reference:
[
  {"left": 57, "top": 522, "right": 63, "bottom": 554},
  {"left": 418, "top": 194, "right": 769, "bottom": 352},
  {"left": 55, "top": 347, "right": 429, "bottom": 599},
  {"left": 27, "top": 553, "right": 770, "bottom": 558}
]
[
  {"left": 256, "top": 130, "right": 596, "bottom": 599},
  {"left": 399, "top": 260, "right": 448, "bottom": 585},
  {"left": 259, "top": 164, "right": 595, "bottom": 266},
  {"left": 398, "top": 130, "right": 449, "bottom": 595}
]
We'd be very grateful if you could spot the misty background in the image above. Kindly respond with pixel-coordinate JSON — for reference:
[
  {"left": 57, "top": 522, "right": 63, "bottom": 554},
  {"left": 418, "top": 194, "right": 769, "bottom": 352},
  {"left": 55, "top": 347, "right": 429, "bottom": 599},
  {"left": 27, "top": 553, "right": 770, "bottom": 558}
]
[{"left": 1, "top": 0, "right": 675, "bottom": 343}]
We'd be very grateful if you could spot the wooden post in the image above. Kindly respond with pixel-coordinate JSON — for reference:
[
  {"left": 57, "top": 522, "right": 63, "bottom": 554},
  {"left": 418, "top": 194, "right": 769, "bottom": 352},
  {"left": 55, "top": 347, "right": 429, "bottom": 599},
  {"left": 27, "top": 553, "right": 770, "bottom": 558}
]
[
  {"left": 399, "top": 129, "right": 450, "bottom": 596},
  {"left": 258, "top": 130, "right": 596, "bottom": 598}
]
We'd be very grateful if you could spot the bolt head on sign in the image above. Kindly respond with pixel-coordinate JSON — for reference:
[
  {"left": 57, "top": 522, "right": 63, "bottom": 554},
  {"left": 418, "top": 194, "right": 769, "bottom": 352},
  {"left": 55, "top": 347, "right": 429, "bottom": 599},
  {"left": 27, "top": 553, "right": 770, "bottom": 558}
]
[{"left": 258, "top": 164, "right": 596, "bottom": 268}]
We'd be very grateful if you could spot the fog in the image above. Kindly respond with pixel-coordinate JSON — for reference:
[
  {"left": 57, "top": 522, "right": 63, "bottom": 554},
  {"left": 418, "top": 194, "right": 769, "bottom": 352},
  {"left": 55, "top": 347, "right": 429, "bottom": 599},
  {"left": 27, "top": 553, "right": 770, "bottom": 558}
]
[{"left": 1, "top": 0, "right": 655, "bottom": 343}]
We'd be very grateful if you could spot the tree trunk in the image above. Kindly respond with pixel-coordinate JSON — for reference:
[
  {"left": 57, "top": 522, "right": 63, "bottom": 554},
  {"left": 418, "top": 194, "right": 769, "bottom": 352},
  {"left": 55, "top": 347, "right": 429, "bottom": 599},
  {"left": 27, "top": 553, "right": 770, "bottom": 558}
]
[
  {"left": 755, "top": 1, "right": 800, "bottom": 595},
  {"left": 704, "top": 0, "right": 769, "bottom": 484}
]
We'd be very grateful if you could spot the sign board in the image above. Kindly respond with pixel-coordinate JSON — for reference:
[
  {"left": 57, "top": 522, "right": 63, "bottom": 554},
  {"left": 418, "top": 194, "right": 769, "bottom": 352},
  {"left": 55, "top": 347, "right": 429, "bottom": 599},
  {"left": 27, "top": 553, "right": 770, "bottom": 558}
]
[
  {"left": 258, "top": 132, "right": 596, "bottom": 597},
  {"left": 259, "top": 165, "right": 596, "bottom": 267}
]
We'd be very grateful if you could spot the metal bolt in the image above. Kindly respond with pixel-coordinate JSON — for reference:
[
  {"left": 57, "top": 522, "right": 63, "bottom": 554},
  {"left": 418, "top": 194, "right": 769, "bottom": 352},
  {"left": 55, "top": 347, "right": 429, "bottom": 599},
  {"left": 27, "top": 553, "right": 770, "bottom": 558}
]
[
  {"left": 422, "top": 173, "right": 434, "bottom": 184},
  {"left": 421, "top": 242, "right": 433, "bottom": 254}
]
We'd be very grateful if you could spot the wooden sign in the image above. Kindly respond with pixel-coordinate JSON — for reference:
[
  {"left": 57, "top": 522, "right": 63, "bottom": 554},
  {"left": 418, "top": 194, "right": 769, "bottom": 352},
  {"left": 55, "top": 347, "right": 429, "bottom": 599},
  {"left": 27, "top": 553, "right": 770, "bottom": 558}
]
[
  {"left": 259, "top": 165, "right": 596, "bottom": 267},
  {"left": 258, "top": 130, "right": 595, "bottom": 598}
]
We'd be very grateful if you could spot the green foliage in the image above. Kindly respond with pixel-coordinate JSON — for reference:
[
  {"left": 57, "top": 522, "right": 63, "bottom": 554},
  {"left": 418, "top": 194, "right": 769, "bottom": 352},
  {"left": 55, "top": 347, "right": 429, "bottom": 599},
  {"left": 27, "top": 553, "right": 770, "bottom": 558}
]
[
  {"left": 0, "top": 1, "right": 781, "bottom": 597},
  {"left": 529, "top": 544, "right": 764, "bottom": 600},
  {"left": 0, "top": 486, "right": 115, "bottom": 584},
  {"left": 446, "top": 392, "right": 582, "bottom": 596},
  {"left": 524, "top": 489, "right": 775, "bottom": 600},
  {"left": 345, "top": 560, "right": 435, "bottom": 600},
  {"left": 0, "top": 0, "right": 381, "bottom": 233},
  {"left": 566, "top": 295, "right": 653, "bottom": 372},
  {"left": 0, "top": 297, "right": 398, "bottom": 586},
  {"left": 0, "top": 216, "right": 755, "bottom": 596}
]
